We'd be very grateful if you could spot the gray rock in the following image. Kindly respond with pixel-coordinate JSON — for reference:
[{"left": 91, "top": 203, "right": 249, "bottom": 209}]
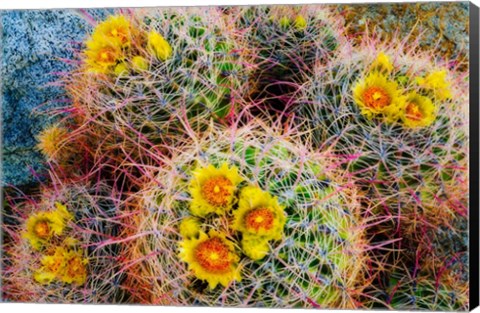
[{"left": 1, "top": 9, "right": 107, "bottom": 186}]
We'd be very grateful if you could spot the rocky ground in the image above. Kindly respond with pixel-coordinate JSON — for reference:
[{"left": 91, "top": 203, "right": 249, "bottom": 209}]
[{"left": 337, "top": 2, "right": 469, "bottom": 65}]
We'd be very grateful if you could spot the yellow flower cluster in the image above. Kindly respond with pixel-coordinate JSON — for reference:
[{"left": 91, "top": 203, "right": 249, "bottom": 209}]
[
  {"left": 84, "top": 14, "right": 172, "bottom": 75},
  {"left": 34, "top": 245, "right": 88, "bottom": 286},
  {"left": 179, "top": 162, "right": 286, "bottom": 289},
  {"left": 352, "top": 52, "right": 452, "bottom": 129},
  {"left": 23, "top": 203, "right": 88, "bottom": 286}
]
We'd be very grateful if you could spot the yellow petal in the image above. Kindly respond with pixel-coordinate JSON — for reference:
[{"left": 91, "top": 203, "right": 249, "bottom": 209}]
[
  {"left": 147, "top": 31, "right": 173, "bottom": 61},
  {"left": 114, "top": 62, "right": 129, "bottom": 76},
  {"left": 179, "top": 217, "right": 201, "bottom": 239},
  {"left": 34, "top": 271, "right": 57, "bottom": 285},
  {"left": 294, "top": 15, "right": 307, "bottom": 30},
  {"left": 131, "top": 56, "right": 149, "bottom": 71}
]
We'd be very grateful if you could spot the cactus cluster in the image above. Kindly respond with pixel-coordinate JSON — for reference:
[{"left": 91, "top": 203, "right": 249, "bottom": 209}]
[
  {"left": 2, "top": 176, "right": 124, "bottom": 303},
  {"left": 1, "top": 4, "right": 470, "bottom": 310},
  {"left": 296, "top": 34, "right": 469, "bottom": 309},
  {"left": 297, "top": 35, "right": 468, "bottom": 234},
  {"left": 63, "top": 8, "right": 253, "bottom": 182},
  {"left": 121, "top": 121, "right": 370, "bottom": 308}
]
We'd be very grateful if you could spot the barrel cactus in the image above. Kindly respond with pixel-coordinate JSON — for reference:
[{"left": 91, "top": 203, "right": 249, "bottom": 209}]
[
  {"left": 224, "top": 5, "right": 344, "bottom": 113},
  {"left": 297, "top": 36, "right": 468, "bottom": 224},
  {"left": 2, "top": 178, "right": 124, "bottom": 303},
  {"left": 296, "top": 36, "right": 469, "bottom": 310},
  {"left": 121, "top": 121, "right": 371, "bottom": 308},
  {"left": 63, "top": 8, "right": 253, "bottom": 178}
]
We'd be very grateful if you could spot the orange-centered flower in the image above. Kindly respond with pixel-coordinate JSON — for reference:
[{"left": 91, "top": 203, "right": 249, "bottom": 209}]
[
  {"left": 401, "top": 92, "right": 436, "bottom": 128},
  {"left": 233, "top": 186, "right": 286, "bottom": 240},
  {"left": 34, "top": 221, "right": 50, "bottom": 238},
  {"left": 109, "top": 28, "right": 128, "bottom": 45},
  {"left": 201, "top": 176, "right": 233, "bottom": 207},
  {"left": 64, "top": 255, "right": 87, "bottom": 283},
  {"left": 24, "top": 203, "right": 72, "bottom": 250},
  {"left": 84, "top": 39, "right": 122, "bottom": 73},
  {"left": 49, "top": 259, "right": 64, "bottom": 274},
  {"left": 244, "top": 208, "right": 275, "bottom": 232},
  {"left": 34, "top": 246, "right": 67, "bottom": 285},
  {"left": 194, "top": 237, "right": 232, "bottom": 273},
  {"left": 232, "top": 186, "right": 286, "bottom": 261},
  {"left": 352, "top": 72, "right": 403, "bottom": 122},
  {"left": 189, "top": 163, "right": 243, "bottom": 217},
  {"left": 93, "top": 15, "right": 132, "bottom": 47},
  {"left": 405, "top": 102, "right": 423, "bottom": 121},
  {"left": 362, "top": 86, "right": 391, "bottom": 110},
  {"left": 179, "top": 230, "right": 241, "bottom": 289}
]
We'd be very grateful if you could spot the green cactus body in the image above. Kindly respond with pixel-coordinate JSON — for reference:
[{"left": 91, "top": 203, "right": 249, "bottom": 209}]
[
  {"left": 297, "top": 40, "right": 468, "bottom": 218},
  {"left": 386, "top": 261, "right": 469, "bottom": 311}
]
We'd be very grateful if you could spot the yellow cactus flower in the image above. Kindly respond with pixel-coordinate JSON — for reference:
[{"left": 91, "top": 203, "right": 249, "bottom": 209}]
[
  {"left": 232, "top": 186, "right": 286, "bottom": 241},
  {"left": 370, "top": 52, "right": 394, "bottom": 73},
  {"left": 179, "top": 230, "right": 241, "bottom": 289},
  {"left": 294, "top": 15, "right": 307, "bottom": 30},
  {"left": 147, "top": 31, "right": 173, "bottom": 61},
  {"left": 84, "top": 39, "right": 123, "bottom": 74},
  {"left": 241, "top": 237, "right": 270, "bottom": 261},
  {"left": 279, "top": 16, "right": 291, "bottom": 28},
  {"left": 415, "top": 69, "right": 452, "bottom": 100},
  {"left": 131, "top": 56, "right": 149, "bottom": 71},
  {"left": 93, "top": 15, "right": 132, "bottom": 47},
  {"left": 189, "top": 163, "right": 243, "bottom": 217},
  {"left": 401, "top": 92, "right": 436, "bottom": 128},
  {"left": 34, "top": 246, "right": 68, "bottom": 284},
  {"left": 179, "top": 216, "right": 201, "bottom": 239},
  {"left": 36, "top": 124, "right": 68, "bottom": 160},
  {"left": 59, "top": 249, "right": 88, "bottom": 285},
  {"left": 352, "top": 71, "right": 404, "bottom": 122},
  {"left": 23, "top": 202, "right": 73, "bottom": 250}
]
